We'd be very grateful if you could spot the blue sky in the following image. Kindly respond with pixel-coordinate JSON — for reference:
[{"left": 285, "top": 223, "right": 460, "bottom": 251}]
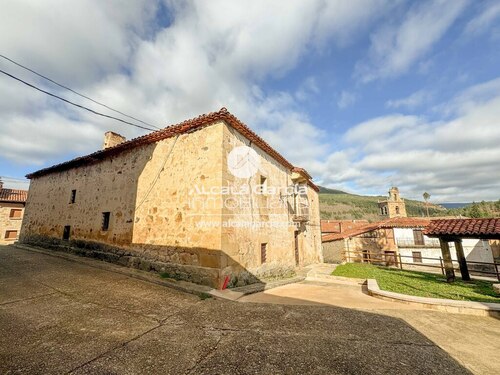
[{"left": 1, "top": 0, "right": 499, "bottom": 202}]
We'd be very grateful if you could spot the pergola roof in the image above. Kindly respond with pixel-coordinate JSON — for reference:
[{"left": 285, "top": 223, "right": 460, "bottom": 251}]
[{"left": 423, "top": 218, "right": 500, "bottom": 240}]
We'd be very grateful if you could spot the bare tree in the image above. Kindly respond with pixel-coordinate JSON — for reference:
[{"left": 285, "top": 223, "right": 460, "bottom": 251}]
[{"left": 423, "top": 192, "right": 431, "bottom": 217}]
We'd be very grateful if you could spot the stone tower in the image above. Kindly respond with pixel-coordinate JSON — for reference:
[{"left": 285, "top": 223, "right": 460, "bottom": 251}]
[{"left": 378, "top": 187, "right": 407, "bottom": 218}]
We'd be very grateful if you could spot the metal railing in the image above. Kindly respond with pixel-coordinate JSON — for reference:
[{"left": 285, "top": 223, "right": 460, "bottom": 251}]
[{"left": 343, "top": 249, "right": 500, "bottom": 282}]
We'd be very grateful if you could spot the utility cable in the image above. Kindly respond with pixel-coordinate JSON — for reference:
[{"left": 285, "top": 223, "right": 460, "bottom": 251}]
[
  {"left": 0, "top": 68, "right": 157, "bottom": 132},
  {"left": 0, "top": 54, "right": 161, "bottom": 130}
]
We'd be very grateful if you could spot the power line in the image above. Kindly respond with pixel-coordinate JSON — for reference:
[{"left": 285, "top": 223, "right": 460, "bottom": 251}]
[
  {"left": 0, "top": 54, "right": 161, "bottom": 130},
  {"left": 0, "top": 68, "right": 158, "bottom": 132}
]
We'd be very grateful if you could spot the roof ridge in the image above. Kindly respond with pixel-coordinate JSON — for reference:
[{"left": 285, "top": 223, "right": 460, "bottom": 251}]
[{"left": 26, "top": 108, "right": 312, "bottom": 182}]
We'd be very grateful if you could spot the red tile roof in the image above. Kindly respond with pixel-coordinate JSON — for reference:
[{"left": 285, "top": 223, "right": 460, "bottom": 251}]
[
  {"left": 377, "top": 217, "right": 431, "bottom": 228},
  {"left": 424, "top": 218, "right": 500, "bottom": 239},
  {"left": 321, "top": 220, "right": 341, "bottom": 233},
  {"left": 26, "top": 108, "right": 316, "bottom": 190},
  {"left": 322, "top": 217, "right": 435, "bottom": 242},
  {"left": 0, "top": 188, "right": 28, "bottom": 203}
]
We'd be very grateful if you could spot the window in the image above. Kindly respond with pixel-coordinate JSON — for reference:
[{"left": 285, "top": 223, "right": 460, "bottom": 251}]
[
  {"left": 70, "top": 189, "right": 77, "bottom": 204},
  {"left": 412, "top": 251, "right": 423, "bottom": 263},
  {"left": 413, "top": 229, "right": 425, "bottom": 246},
  {"left": 9, "top": 209, "right": 22, "bottom": 219},
  {"left": 395, "top": 206, "right": 400, "bottom": 214},
  {"left": 101, "top": 212, "right": 111, "bottom": 231},
  {"left": 4, "top": 230, "right": 18, "bottom": 240},
  {"left": 258, "top": 175, "right": 267, "bottom": 194},
  {"left": 62, "top": 226, "right": 71, "bottom": 240},
  {"left": 260, "top": 243, "right": 267, "bottom": 264}
]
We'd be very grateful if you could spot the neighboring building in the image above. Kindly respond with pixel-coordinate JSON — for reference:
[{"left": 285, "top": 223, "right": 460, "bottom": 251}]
[
  {"left": 20, "top": 108, "right": 322, "bottom": 289},
  {"left": 378, "top": 187, "right": 407, "bottom": 218},
  {"left": 0, "top": 180, "right": 28, "bottom": 245},
  {"left": 320, "top": 219, "right": 368, "bottom": 239},
  {"left": 322, "top": 217, "right": 494, "bottom": 267}
]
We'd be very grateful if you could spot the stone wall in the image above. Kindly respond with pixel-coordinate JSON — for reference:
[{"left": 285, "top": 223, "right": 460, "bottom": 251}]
[
  {"left": 322, "top": 239, "right": 344, "bottom": 263},
  {"left": 219, "top": 124, "right": 322, "bottom": 286},
  {"left": 20, "top": 120, "right": 322, "bottom": 288},
  {"left": 0, "top": 202, "right": 24, "bottom": 245}
]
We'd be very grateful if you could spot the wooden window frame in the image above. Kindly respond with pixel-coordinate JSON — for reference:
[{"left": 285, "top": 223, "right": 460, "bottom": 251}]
[
  {"left": 4, "top": 230, "right": 18, "bottom": 240},
  {"left": 9, "top": 209, "right": 22, "bottom": 219},
  {"left": 260, "top": 243, "right": 267, "bottom": 264}
]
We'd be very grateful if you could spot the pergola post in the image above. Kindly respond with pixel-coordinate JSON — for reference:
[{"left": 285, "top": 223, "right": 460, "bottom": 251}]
[
  {"left": 454, "top": 239, "right": 470, "bottom": 281},
  {"left": 439, "top": 238, "right": 455, "bottom": 282}
]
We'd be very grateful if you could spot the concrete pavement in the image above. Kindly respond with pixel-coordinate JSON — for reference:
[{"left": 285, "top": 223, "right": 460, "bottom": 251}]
[
  {"left": 0, "top": 245, "right": 474, "bottom": 374},
  {"left": 240, "top": 278, "right": 500, "bottom": 375}
]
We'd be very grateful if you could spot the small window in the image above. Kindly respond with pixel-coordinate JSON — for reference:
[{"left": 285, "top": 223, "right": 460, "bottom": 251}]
[
  {"left": 259, "top": 175, "right": 267, "bottom": 194},
  {"left": 413, "top": 229, "right": 425, "bottom": 246},
  {"left": 9, "top": 209, "right": 22, "bottom": 219},
  {"left": 260, "top": 243, "right": 267, "bottom": 264},
  {"left": 412, "top": 251, "right": 422, "bottom": 263},
  {"left": 395, "top": 206, "right": 400, "bottom": 214},
  {"left": 62, "top": 226, "right": 71, "bottom": 240},
  {"left": 70, "top": 189, "right": 77, "bottom": 204},
  {"left": 102, "top": 212, "right": 111, "bottom": 231},
  {"left": 4, "top": 230, "right": 18, "bottom": 240}
]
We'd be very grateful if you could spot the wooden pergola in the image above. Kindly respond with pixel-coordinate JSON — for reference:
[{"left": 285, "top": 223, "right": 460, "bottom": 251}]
[{"left": 424, "top": 218, "right": 500, "bottom": 282}]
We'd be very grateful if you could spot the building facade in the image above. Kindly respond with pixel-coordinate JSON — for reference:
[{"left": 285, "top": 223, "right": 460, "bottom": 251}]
[
  {"left": 0, "top": 182, "right": 27, "bottom": 245},
  {"left": 20, "top": 109, "right": 322, "bottom": 288}
]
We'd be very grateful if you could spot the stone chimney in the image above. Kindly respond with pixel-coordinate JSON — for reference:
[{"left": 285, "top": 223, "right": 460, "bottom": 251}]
[{"left": 103, "top": 131, "right": 126, "bottom": 149}]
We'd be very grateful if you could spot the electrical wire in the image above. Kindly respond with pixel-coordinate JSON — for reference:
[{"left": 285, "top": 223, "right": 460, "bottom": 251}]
[
  {"left": 0, "top": 68, "right": 157, "bottom": 132},
  {"left": 0, "top": 54, "right": 161, "bottom": 130}
]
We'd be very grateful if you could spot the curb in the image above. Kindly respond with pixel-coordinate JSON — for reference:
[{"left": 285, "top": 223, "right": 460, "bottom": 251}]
[
  {"left": 9, "top": 244, "right": 304, "bottom": 302},
  {"left": 366, "top": 278, "right": 500, "bottom": 318}
]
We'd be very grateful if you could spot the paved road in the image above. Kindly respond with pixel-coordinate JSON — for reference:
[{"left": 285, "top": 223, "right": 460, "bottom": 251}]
[
  {"left": 0, "top": 246, "right": 472, "bottom": 374},
  {"left": 241, "top": 279, "right": 500, "bottom": 375}
]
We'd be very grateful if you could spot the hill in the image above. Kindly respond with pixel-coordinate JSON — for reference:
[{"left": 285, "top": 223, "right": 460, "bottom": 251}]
[
  {"left": 319, "top": 188, "right": 447, "bottom": 221},
  {"left": 445, "top": 200, "right": 500, "bottom": 218}
]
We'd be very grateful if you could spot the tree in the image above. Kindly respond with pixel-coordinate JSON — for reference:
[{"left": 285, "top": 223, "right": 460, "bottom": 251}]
[{"left": 423, "top": 192, "right": 431, "bottom": 217}]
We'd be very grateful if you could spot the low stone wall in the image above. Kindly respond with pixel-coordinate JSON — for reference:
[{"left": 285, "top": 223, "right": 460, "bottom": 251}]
[{"left": 20, "top": 235, "right": 220, "bottom": 288}]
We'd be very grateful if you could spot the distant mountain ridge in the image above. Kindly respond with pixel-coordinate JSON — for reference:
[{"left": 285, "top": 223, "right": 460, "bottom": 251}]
[{"left": 318, "top": 186, "right": 500, "bottom": 220}]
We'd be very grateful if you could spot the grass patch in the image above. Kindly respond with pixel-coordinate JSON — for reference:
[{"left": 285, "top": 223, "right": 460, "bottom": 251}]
[
  {"left": 332, "top": 263, "right": 500, "bottom": 303},
  {"left": 159, "top": 272, "right": 183, "bottom": 281}
]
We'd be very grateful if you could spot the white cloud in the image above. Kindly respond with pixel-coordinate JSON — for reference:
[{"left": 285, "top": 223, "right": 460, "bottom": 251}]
[
  {"left": 337, "top": 91, "right": 357, "bottom": 109},
  {"left": 356, "top": 0, "right": 468, "bottom": 82},
  {"left": 464, "top": 1, "right": 500, "bottom": 36},
  {"left": 0, "top": 0, "right": 390, "bottom": 171},
  {"left": 386, "top": 90, "right": 430, "bottom": 109},
  {"left": 319, "top": 78, "right": 500, "bottom": 201}
]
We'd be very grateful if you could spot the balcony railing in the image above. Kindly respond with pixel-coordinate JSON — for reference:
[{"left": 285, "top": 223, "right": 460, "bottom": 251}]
[{"left": 396, "top": 238, "right": 440, "bottom": 248}]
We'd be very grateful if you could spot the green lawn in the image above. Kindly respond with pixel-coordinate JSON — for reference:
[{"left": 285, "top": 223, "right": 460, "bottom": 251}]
[{"left": 332, "top": 263, "right": 500, "bottom": 303}]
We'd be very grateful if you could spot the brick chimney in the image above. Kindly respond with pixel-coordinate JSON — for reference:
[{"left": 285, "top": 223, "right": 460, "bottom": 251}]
[{"left": 103, "top": 131, "right": 126, "bottom": 149}]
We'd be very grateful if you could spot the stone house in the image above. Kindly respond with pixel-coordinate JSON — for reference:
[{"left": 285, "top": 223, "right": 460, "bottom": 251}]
[
  {"left": 0, "top": 181, "right": 28, "bottom": 245},
  {"left": 20, "top": 108, "right": 322, "bottom": 289}
]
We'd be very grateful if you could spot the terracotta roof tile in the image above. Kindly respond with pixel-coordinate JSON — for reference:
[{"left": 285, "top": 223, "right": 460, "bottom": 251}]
[
  {"left": 0, "top": 188, "right": 28, "bottom": 203},
  {"left": 424, "top": 218, "right": 500, "bottom": 239},
  {"left": 26, "top": 108, "right": 315, "bottom": 189},
  {"left": 322, "top": 217, "right": 435, "bottom": 242}
]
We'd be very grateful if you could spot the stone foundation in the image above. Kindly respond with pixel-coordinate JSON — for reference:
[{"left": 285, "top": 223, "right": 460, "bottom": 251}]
[{"left": 21, "top": 235, "right": 220, "bottom": 288}]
